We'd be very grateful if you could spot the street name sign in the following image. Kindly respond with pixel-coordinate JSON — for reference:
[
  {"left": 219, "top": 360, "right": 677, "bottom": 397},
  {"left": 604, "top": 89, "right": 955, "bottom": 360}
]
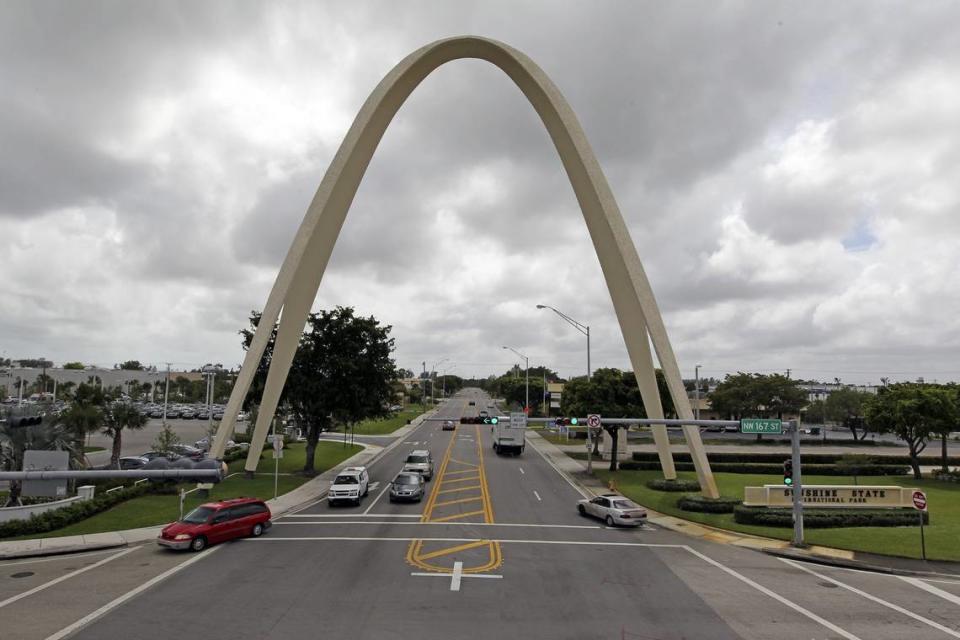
[
  {"left": 740, "top": 418, "right": 783, "bottom": 434},
  {"left": 510, "top": 412, "right": 527, "bottom": 429}
]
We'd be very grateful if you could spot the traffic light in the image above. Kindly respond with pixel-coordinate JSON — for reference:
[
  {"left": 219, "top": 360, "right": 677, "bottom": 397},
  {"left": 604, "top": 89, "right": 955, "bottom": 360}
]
[
  {"left": 783, "top": 458, "right": 793, "bottom": 485},
  {"left": 555, "top": 417, "right": 579, "bottom": 427},
  {"left": 482, "top": 416, "right": 498, "bottom": 425},
  {"left": 7, "top": 416, "right": 42, "bottom": 428}
]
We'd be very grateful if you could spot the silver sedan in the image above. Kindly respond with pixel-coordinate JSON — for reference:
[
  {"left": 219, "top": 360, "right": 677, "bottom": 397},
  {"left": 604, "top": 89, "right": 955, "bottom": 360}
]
[{"left": 577, "top": 493, "right": 647, "bottom": 527}]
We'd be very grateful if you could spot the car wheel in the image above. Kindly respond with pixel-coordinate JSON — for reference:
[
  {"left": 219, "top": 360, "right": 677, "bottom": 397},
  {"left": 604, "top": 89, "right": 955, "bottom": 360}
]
[
  {"left": 190, "top": 536, "right": 207, "bottom": 552},
  {"left": 251, "top": 523, "right": 264, "bottom": 537},
  {"left": 328, "top": 499, "right": 334, "bottom": 508},
  {"left": 578, "top": 504, "right": 586, "bottom": 516},
  {"left": 605, "top": 515, "right": 615, "bottom": 527}
]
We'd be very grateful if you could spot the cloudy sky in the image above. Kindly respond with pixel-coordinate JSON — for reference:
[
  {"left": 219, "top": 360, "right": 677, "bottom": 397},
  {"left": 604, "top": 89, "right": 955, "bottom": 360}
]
[{"left": 1, "top": 1, "right": 958, "bottom": 384}]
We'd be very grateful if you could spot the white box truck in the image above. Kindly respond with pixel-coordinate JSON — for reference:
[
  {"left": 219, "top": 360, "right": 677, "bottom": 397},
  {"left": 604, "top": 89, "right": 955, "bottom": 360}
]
[{"left": 492, "top": 413, "right": 526, "bottom": 455}]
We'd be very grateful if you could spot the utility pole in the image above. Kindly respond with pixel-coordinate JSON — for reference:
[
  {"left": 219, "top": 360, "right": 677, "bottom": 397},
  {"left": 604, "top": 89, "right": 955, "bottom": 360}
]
[
  {"left": 502, "top": 346, "right": 529, "bottom": 413},
  {"left": 790, "top": 419, "right": 804, "bottom": 547},
  {"left": 162, "top": 363, "right": 171, "bottom": 426},
  {"left": 694, "top": 363, "right": 701, "bottom": 421},
  {"left": 421, "top": 361, "right": 427, "bottom": 410}
]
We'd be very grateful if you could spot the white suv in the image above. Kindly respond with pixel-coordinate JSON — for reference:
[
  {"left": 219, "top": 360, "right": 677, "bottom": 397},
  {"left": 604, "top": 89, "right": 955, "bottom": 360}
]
[{"left": 328, "top": 466, "right": 370, "bottom": 506}]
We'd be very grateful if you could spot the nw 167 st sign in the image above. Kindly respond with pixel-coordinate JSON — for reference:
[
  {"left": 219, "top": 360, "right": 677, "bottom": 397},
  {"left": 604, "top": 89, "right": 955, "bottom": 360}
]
[{"left": 739, "top": 418, "right": 783, "bottom": 434}]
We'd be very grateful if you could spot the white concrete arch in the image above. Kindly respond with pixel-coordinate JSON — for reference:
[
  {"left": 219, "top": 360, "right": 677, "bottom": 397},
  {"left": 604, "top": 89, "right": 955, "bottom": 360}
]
[{"left": 212, "top": 36, "right": 718, "bottom": 498}]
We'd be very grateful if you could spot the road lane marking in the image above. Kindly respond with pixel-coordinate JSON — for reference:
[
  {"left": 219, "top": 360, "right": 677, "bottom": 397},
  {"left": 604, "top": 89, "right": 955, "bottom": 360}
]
[
  {"left": 436, "top": 484, "right": 482, "bottom": 494},
  {"left": 433, "top": 495, "right": 483, "bottom": 508},
  {"left": 519, "top": 467, "right": 524, "bottom": 475},
  {"left": 418, "top": 540, "right": 490, "bottom": 561},
  {"left": 781, "top": 559, "right": 960, "bottom": 638},
  {"left": 533, "top": 490, "right": 542, "bottom": 502},
  {"left": 438, "top": 475, "right": 481, "bottom": 485},
  {"left": 363, "top": 481, "right": 392, "bottom": 514},
  {"left": 450, "top": 561, "right": 463, "bottom": 591},
  {"left": 273, "top": 520, "right": 601, "bottom": 529},
  {"left": 0, "top": 546, "right": 139, "bottom": 609},
  {"left": 685, "top": 548, "right": 862, "bottom": 640},
  {"left": 44, "top": 546, "right": 222, "bottom": 640},
  {"left": 448, "top": 459, "right": 478, "bottom": 468},
  {"left": 250, "top": 536, "right": 682, "bottom": 547},
  {"left": 525, "top": 433, "right": 592, "bottom": 499},
  {"left": 0, "top": 548, "right": 123, "bottom": 567},
  {"left": 900, "top": 576, "right": 960, "bottom": 605},
  {"left": 431, "top": 509, "right": 486, "bottom": 523},
  {"left": 283, "top": 513, "right": 422, "bottom": 518},
  {"left": 442, "top": 468, "right": 479, "bottom": 476}
]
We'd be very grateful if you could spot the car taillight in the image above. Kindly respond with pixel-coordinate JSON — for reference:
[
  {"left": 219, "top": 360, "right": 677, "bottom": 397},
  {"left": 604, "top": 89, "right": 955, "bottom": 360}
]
[{"left": 621, "top": 514, "right": 631, "bottom": 518}]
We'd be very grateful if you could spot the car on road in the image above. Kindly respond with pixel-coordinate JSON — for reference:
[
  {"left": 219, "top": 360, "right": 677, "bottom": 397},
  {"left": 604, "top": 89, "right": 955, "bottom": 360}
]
[
  {"left": 169, "top": 444, "right": 205, "bottom": 460},
  {"left": 117, "top": 456, "right": 149, "bottom": 470},
  {"left": 402, "top": 450, "right": 434, "bottom": 480},
  {"left": 139, "top": 451, "right": 182, "bottom": 462},
  {"left": 157, "top": 497, "right": 272, "bottom": 551},
  {"left": 577, "top": 494, "right": 647, "bottom": 527},
  {"left": 468, "top": 401, "right": 476, "bottom": 406},
  {"left": 389, "top": 472, "right": 425, "bottom": 502},
  {"left": 328, "top": 466, "right": 370, "bottom": 506},
  {"left": 442, "top": 420, "right": 456, "bottom": 431}
]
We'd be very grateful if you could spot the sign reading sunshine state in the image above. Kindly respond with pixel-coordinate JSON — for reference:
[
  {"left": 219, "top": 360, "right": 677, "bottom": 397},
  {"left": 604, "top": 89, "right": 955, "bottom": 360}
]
[{"left": 743, "top": 485, "right": 923, "bottom": 509}]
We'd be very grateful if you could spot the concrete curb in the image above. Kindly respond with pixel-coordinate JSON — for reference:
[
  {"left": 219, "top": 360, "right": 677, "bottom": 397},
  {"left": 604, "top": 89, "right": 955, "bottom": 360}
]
[
  {"left": 526, "top": 430, "right": 960, "bottom": 578},
  {"left": 0, "top": 410, "right": 438, "bottom": 561}
]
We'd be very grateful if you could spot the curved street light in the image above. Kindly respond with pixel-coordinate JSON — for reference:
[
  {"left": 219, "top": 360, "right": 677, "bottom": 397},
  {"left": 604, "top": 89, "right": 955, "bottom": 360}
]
[{"left": 536, "top": 304, "right": 590, "bottom": 380}]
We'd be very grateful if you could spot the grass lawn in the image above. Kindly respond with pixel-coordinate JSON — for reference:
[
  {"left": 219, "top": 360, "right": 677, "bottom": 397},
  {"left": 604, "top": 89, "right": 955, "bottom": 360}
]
[
  {"left": 534, "top": 429, "right": 584, "bottom": 447},
  {"left": 26, "top": 441, "right": 362, "bottom": 539},
  {"left": 83, "top": 446, "right": 105, "bottom": 453},
  {"left": 337, "top": 406, "right": 425, "bottom": 436},
  {"left": 595, "top": 468, "right": 960, "bottom": 562}
]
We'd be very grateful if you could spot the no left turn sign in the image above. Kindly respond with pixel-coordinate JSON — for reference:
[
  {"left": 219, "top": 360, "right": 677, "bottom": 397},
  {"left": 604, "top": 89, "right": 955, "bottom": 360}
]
[
  {"left": 912, "top": 490, "right": 927, "bottom": 511},
  {"left": 587, "top": 414, "right": 601, "bottom": 428}
]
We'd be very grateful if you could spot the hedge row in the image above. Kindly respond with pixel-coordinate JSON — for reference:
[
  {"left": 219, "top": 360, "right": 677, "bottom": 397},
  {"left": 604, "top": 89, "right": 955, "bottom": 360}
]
[
  {"left": 677, "top": 495, "right": 741, "bottom": 513},
  {"left": 618, "top": 461, "right": 909, "bottom": 476},
  {"left": 646, "top": 478, "right": 702, "bottom": 492},
  {"left": 733, "top": 505, "right": 929, "bottom": 528},
  {"left": 0, "top": 483, "right": 178, "bottom": 539},
  {"left": 632, "top": 451, "right": 960, "bottom": 466}
]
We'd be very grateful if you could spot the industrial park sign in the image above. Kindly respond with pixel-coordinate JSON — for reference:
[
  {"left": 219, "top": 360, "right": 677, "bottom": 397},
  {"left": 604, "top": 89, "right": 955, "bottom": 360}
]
[{"left": 743, "top": 485, "right": 922, "bottom": 509}]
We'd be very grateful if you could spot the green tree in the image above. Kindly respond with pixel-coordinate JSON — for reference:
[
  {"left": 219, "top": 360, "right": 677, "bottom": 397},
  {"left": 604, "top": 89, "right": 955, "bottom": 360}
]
[
  {"left": 101, "top": 401, "right": 149, "bottom": 468},
  {"left": 710, "top": 373, "right": 805, "bottom": 440},
  {"left": 63, "top": 362, "right": 85, "bottom": 370},
  {"left": 57, "top": 381, "right": 106, "bottom": 462},
  {"left": 804, "top": 399, "right": 827, "bottom": 424},
  {"left": 0, "top": 415, "right": 73, "bottom": 506},
  {"left": 16, "top": 358, "right": 53, "bottom": 369},
  {"left": 825, "top": 387, "right": 872, "bottom": 440},
  {"left": 864, "top": 383, "right": 958, "bottom": 479},
  {"left": 239, "top": 311, "right": 281, "bottom": 411},
  {"left": 119, "top": 360, "right": 144, "bottom": 371},
  {"left": 241, "top": 307, "right": 398, "bottom": 474},
  {"left": 152, "top": 422, "right": 182, "bottom": 455}
]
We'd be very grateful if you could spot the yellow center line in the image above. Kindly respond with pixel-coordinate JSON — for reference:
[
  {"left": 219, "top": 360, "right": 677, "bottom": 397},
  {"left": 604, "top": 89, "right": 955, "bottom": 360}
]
[{"left": 432, "top": 495, "right": 483, "bottom": 508}]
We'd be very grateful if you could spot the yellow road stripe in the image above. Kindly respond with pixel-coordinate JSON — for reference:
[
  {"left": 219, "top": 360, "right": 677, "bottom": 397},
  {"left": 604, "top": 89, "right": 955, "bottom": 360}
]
[
  {"left": 436, "top": 485, "right": 481, "bottom": 495},
  {"left": 438, "top": 475, "right": 480, "bottom": 485},
  {"left": 432, "top": 496, "right": 483, "bottom": 508},
  {"left": 415, "top": 540, "right": 490, "bottom": 561},
  {"left": 476, "top": 424, "right": 496, "bottom": 523},
  {"left": 448, "top": 459, "right": 479, "bottom": 468},
  {"left": 430, "top": 509, "right": 486, "bottom": 523},
  {"left": 441, "top": 468, "right": 478, "bottom": 476}
]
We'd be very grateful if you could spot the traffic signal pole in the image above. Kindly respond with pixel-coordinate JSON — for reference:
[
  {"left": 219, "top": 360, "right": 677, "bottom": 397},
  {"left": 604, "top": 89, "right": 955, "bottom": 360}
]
[{"left": 790, "top": 420, "right": 805, "bottom": 547}]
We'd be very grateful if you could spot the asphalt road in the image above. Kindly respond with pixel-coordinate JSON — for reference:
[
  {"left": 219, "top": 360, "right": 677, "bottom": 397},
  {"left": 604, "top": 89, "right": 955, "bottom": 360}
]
[{"left": 3, "top": 389, "right": 960, "bottom": 639}]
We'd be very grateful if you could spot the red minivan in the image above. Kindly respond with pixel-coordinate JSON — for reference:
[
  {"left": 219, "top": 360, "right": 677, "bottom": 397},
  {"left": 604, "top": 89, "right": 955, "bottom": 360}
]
[{"left": 157, "top": 497, "right": 271, "bottom": 552}]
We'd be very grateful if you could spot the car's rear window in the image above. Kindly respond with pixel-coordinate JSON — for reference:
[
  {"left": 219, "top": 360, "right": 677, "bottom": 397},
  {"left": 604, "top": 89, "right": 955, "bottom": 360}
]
[
  {"left": 612, "top": 500, "right": 638, "bottom": 509},
  {"left": 406, "top": 455, "right": 428, "bottom": 463},
  {"left": 395, "top": 475, "right": 419, "bottom": 485}
]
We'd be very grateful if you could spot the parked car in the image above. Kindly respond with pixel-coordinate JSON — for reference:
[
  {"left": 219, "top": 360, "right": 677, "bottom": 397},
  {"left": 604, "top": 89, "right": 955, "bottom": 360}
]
[
  {"left": 328, "top": 466, "right": 370, "bottom": 506},
  {"left": 139, "top": 451, "right": 182, "bottom": 462},
  {"left": 148, "top": 409, "right": 164, "bottom": 419},
  {"left": 180, "top": 410, "right": 196, "bottom": 420},
  {"left": 441, "top": 420, "right": 456, "bottom": 431},
  {"left": 117, "top": 456, "right": 149, "bottom": 470},
  {"left": 577, "top": 494, "right": 647, "bottom": 527},
  {"left": 169, "top": 444, "right": 205, "bottom": 460},
  {"left": 403, "top": 450, "right": 434, "bottom": 480},
  {"left": 389, "top": 472, "right": 425, "bottom": 502},
  {"left": 157, "top": 497, "right": 272, "bottom": 551}
]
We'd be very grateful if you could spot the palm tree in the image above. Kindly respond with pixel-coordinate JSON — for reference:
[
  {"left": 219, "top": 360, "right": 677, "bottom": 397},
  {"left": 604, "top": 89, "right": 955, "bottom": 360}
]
[
  {"left": 101, "top": 402, "right": 149, "bottom": 468},
  {"left": 0, "top": 418, "right": 74, "bottom": 506}
]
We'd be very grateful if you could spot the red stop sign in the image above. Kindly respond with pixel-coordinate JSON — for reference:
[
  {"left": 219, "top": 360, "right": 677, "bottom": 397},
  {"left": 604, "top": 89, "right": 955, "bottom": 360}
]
[{"left": 912, "top": 490, "right": 927, "bottom": 511}]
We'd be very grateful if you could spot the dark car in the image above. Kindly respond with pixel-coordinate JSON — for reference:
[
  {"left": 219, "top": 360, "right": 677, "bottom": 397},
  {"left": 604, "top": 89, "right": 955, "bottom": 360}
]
[
  {"left": 169, "top": 444, "right": 205, "bottom": 460},
  {"left": 139, "top": 451, "right": 182, "bottom": 462},
  {"left": 157, "top": 497, "right": 272, "bottom": 551},
  {"left": 117, "top": 456, "right": 149, "bottom": 470},
  {"left": 389, "top": 472, "right": 425, "bottom": 502}
]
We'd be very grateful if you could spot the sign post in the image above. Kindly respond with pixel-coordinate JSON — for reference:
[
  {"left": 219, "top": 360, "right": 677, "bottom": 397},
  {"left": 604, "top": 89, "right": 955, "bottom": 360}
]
[
  {"left": 586, "top": 415, "right": 601, "bottom": 474},
  {"left": 789, "top": 420, "right": 804, "bottom": 547},
  {"left": 913, "top": 490, "right": 927, "bottom": 561},
  {"left": 272, "top": 434, "right": 284, "bottom": 500}
]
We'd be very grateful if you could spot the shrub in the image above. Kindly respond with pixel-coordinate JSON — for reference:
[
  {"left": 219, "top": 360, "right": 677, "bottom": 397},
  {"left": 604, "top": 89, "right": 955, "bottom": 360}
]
[
  {"left": 733, "top": 505, "right": 929, "bottom": 528},
  {"left": 646, "top": 478, "right": 701, "bottom": 492},
  {"left": 620, "top": 460, "right": 908, "bottom": 476},
  {"left": 677, "top": 494, "right": 741, "bottom": 513}
]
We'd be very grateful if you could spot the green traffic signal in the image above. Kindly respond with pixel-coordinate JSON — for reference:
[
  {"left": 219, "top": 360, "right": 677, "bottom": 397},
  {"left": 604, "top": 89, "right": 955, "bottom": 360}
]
[
  {"left": 570, "top": 417, "right": 578, "bottom": 425},
  {"left": 784, "top": 477, "right": 793, "bottom": 486},
  {"left": 491, "top": 417, "right": 498, "bottom": 424}
]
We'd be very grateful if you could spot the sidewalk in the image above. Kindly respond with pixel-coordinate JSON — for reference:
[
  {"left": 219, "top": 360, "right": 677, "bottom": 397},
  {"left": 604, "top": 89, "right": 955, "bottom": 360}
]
[
  {"left": 0, "top": 409, "right": 437, "bottom": 561},
  {"left": 527, "top": 431, "right": 960, "bottom": 578}
]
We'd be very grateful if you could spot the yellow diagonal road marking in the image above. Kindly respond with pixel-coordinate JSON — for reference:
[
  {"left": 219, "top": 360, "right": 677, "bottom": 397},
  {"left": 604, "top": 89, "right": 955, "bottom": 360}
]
[
  {"left": 430, "top": 509, "right": 486, "bottom": 523},
  {"left": 436, "top": 484, "right": 481, "bottom": 495},
  {"left": 438, "top": 475, "right": 480, "bottom": 485},
  {"left": 448, "top": 459, "right": 478, "bottom": 468},
  {"left": 441, "top": 468, "right": 479, "bottom": 476},
  {"left": 416, "top": 540, "right": 490, "bottom": 561},
  {"left": 433, "top": 495, "right": 483, "bottom": 508}
]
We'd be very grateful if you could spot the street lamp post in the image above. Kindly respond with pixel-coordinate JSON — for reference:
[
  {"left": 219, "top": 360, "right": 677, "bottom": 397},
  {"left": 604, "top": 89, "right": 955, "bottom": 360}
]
[
  {"left": 502, "top": 346, "right": 529, "bottom": 412},
  {"left": 536, "top": 304, "right": 590, "bottom": 380},
  {"left": 694, "top": 363, "right": 701, "bottom": 421}
]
